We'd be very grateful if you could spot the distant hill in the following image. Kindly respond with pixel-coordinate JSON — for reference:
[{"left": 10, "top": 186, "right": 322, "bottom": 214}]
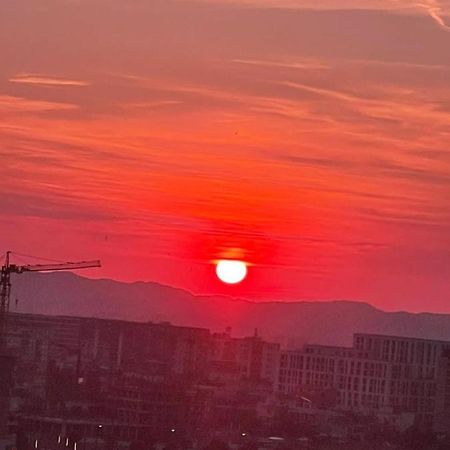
[{"left": 11, "top": 272, "right": 450, "bottom": 348}]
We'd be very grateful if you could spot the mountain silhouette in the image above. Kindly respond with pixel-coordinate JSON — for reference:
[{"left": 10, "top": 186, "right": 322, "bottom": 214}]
[{"left": 11, "top": 272, "right": 450, "bottom": 348}]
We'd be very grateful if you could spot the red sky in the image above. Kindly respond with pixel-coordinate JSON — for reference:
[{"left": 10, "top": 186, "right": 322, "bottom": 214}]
[{"left": 1, "top": 0, "right": 450, "bottom": 312}]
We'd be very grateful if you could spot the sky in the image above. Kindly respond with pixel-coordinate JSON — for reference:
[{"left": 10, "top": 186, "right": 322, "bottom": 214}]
[{"left": 1, "top": 0, "right": 450, "bottom": 312}]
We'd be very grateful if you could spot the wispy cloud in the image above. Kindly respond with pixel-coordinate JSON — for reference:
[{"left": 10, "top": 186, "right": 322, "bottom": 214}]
[
  {"left": 121, "top": 100, "right": 183, "bottom": 110},
  {"left": 9, "top": 74, "right": 90, "bottom": 87},
  {"left": 199, "top": 0, "right": 450, "bottom": 31},
  {"left": 230, "top": 58, "right": 330, "bottom": 70},
  {"left": 0, "top": 95, "right": 78, "bottom": 112},
  {"left": 416, "top": 0, "right": 450, "bottom": 30}
]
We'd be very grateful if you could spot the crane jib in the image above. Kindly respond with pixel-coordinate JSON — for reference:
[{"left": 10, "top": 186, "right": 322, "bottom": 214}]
[
  {"left": 17, "top": 260, "right": 101, "bottom": 272},
  {"left": 0, "top": 253, "right": 101, "bottom": 350}
]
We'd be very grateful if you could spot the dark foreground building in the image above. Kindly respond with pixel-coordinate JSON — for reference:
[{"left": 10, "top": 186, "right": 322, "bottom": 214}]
[{"left": 4, "top": 312, "right": 450, "bottom": 449}]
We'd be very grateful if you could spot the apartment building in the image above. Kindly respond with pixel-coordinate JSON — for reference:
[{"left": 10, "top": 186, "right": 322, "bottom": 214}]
[
  {"left": 354, "top": 334, "right": 450, "bottom": 428},
  {"left": 211, "top": 330, "right": 280, "bottom": 385},
  {"left": 277, "top": 333, "right": 450, "bottom": 430},
  {"left": 83, "top": 318, "right": 212, "bottom": 380}
]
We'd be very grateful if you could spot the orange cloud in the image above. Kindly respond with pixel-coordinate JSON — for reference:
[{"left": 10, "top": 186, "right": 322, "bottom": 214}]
[
  {"left": 0, "top": 95, "right": 78, "bottom": 112},
  {"left": 9, "top": 74, "right": 90, "bottom": 87},
  {"left": 416, "top": 0, "right": 450, "bottom": 30},
  {"left": 200, "top": 0, "right": 450, "bottom": 30}
]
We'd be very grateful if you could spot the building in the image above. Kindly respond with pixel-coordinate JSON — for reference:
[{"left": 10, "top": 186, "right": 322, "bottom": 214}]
[
  {"left": 8, "top": 313, "right": 82, "bottom": 352},
  {"left": 82, "top": 318, "right": 212, "bottom": 381},
  {"left": 277, "top": 333, "right": 450, "bottom": 431},
  {"left": 354, "top": 333, "right": 450, "bottom": 430},
  {"left": 278, "top": 343, "right": 389, "bottom": 411},
  {"left": 9, "top": 311, "right": 450, "bottom": 441},
  {"left": 0, "top": 355, "right": 15, "bottom": 436},
  {"left": 211, "top": 330, "right": 280, "bottom": 386}
]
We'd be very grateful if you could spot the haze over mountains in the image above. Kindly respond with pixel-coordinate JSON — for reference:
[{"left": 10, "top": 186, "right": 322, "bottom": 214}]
[{"left": 11, "top": 272, "right": 450, "bottom": 348}]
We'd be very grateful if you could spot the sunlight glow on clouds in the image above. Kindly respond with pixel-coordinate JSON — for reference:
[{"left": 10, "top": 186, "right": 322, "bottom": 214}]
[
  {"left": 198, "top": 0, "right": 450, "bottom": 29},
  {"left": 9, "top": 74, "right": 91, "bottom": 87},
  {"left": 0, "top": 0, "right": 449, "bottom": 311},
  {"left": 0, "top": 95, "right": 78, "bottom": 112}
]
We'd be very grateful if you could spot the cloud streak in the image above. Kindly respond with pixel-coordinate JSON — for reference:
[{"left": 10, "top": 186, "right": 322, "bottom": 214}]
[
  {"left": 416, "top": 0, "right": 450, "bottom": 30},
  {"left": 9, "top": 74, "right": 90, "bottom": 87},
  {"left": 0, "top": 95, "right": 78, "bottom": 112},
  {"left": 200, "top": 0, "right": 450, "bottom": 31}
]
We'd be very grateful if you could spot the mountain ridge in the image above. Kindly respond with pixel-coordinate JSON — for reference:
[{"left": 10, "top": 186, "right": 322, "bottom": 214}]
[{"left": 11, "top": 271, "right": 450, "bottom": 348}]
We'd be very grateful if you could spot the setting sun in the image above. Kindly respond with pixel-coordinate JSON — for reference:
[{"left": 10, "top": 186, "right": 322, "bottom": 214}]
[{"left": 216, "top": 260, "right": 248, "bottom": 284}]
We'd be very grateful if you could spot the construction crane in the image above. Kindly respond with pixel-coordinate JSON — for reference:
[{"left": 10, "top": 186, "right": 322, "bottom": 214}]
[{"left": 0, "top": 251, "right": 101, "bottom": 350}]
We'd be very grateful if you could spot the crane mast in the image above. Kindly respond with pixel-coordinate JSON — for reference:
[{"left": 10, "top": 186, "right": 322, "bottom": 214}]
[
  {"left": 0, "top": 252, "right": 12, "bottom": 346},
  {"left": 0, "top": 251, "right": 100, "bottom": 350}
]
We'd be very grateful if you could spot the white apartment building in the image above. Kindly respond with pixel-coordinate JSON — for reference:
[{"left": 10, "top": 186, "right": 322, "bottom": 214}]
[{"left": 277, "top": 333, "right": 450, "bottom": 430}]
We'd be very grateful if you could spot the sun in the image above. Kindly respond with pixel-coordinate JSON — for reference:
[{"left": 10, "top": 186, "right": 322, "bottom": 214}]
[{"left": 216, "top": 260, "right": 248, "bottom": 284}]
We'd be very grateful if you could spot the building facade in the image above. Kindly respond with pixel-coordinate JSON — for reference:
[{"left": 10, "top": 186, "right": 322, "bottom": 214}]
[
  {"left": 211, "top": 330, "right": 280, "bottom": 386},
  {"left": 277, "top": 333, "right": 450, "bottom": 430}
]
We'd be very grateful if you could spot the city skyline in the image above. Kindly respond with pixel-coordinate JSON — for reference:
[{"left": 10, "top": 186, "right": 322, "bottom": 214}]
[{"left": 1, "top": 0, "right": 450, "bottom": 312}]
